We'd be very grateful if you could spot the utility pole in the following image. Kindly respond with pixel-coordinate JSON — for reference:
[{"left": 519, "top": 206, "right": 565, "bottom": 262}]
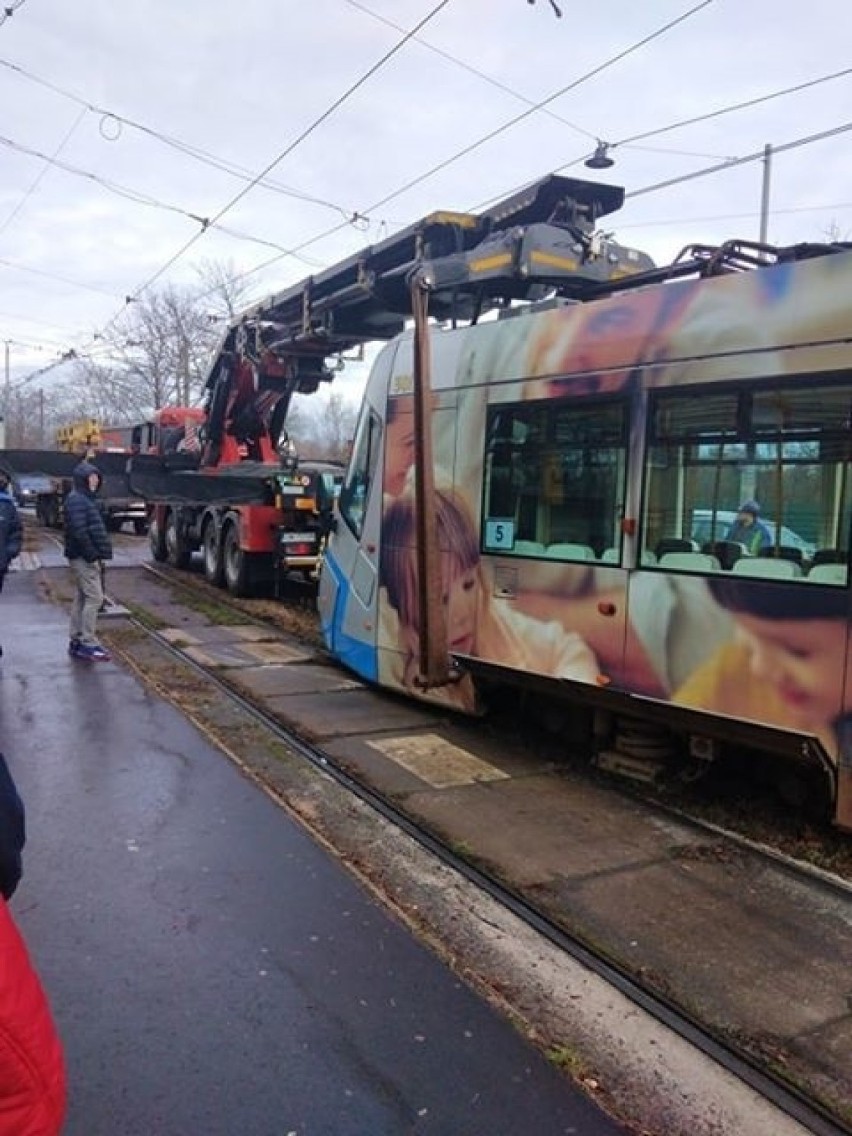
[
  {"left": 1, "top": 340, "right": 9, "bottom": 449},
  {"left": 759, "top": 143, "right": 772, "bottom": 245}
]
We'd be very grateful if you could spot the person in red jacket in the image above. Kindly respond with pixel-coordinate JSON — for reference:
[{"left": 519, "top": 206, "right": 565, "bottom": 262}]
[{"left": 0, "top": 753, "right": 66, "bottom": 1136}]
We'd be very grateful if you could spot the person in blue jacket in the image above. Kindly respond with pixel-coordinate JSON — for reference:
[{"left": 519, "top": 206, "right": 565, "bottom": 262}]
[
  {"left": 63, "top": 461, "right": 113, "bottom": 661},
  {"left": 725, "top": 499, "right": 772, "bottom": 554},
  {"left": 0, "top": 470, "right": 23, "bottom": 658}
]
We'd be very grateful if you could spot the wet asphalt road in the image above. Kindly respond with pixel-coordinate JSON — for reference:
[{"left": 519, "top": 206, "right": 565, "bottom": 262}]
[{"left": 0, "top": 568, "right": 623, "bottom": 1135}]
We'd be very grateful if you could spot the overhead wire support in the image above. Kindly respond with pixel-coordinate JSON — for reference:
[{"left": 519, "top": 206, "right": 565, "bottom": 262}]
[
  {"left": 0, "top": 0, "right": 26, "bottom": 28},
  {"left": 627, "top": 119, "right": 852, "bottom": 201},
  {"left": 190, "top": 0, "right": 720, "bottom": 302},
  {"left": 358, "top": 0, "right": 716, "bottom": 216}
]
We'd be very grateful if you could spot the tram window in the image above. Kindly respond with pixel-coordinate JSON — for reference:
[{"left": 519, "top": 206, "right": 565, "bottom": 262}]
[
  {"left": 338, "top": 407, "right": 381, "bottom": 538},
  {"left": 643, "top": 380, "right": 852, "bottom": 584},
  {"left": 482, "top": 397, "right": 627, "bottom": 560}
]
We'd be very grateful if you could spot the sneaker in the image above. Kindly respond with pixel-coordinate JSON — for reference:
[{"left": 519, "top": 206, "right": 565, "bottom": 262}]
[{"left": 74, "top": 644, "right": 112, "bottom": 663}]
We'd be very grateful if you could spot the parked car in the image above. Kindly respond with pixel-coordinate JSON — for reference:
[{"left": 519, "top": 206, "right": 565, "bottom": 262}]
[
  {"left": 690, "top": 509, "right": 816, "bottom": 559},
  {"left": 12, "top": 473, "right": 55, "bottom": 508}
]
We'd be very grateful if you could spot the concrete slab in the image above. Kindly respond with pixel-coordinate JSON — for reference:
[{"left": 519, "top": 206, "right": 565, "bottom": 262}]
[
  {"left": 365, "top": 733, "right": 510, "bottom": 789},
  {"left": 182, "top": 641, "right": 311, "bottom": 668},
  {"left": 220, "top": 662, "right": 362, "bottom": 699},
  {"left": 396, "top": 773, "right": 696, "bottom": 886},
  {"left": 266, "top": 687, "right": 438, "bottom": 742},
  {"left": 160, "top": 624, "right": 286, "bottom": 645}
]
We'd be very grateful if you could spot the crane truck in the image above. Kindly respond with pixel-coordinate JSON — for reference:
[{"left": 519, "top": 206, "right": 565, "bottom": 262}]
[{"left": 126, "top": 173, "right": 655, "bottom": 598}]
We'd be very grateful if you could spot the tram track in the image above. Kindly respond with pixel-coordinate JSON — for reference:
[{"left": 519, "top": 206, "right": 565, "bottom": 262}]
[
  {"left": 137, "top": 560, "right": 852, "bottom": 881},
  {"left": 94, "top": 561, "right": 852, "bottom": 1136}
]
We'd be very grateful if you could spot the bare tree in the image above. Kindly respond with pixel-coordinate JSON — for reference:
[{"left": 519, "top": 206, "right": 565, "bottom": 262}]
[
  {"left": 194, "top": 258, "right": 254, "bottom": 322},
  {"left": 291, "top": 390, "right": 357, "bottom": 461},
  {"left": 61, "top": 262, "right": 252, "bottom": 425}
]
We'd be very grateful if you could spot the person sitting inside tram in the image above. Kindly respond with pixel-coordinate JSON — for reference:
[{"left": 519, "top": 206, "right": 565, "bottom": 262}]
[{"left": 725, "top": 500, "right": 772, "bottom": 554}]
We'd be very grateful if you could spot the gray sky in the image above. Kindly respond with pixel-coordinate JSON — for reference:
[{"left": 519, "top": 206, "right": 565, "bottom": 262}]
[{"left": 2, "top": 0, "right": 851, "bottom": 394}]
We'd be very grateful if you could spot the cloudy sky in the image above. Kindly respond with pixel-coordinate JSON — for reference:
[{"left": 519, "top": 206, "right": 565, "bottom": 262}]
[{"left": 2, "top": 0, "right": 851, "bottom": 396}]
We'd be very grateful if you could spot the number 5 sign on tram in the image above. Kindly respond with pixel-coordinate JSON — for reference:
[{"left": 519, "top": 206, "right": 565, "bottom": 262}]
[{"left": 484, "top": 518, "right": 515, "bottom": 551}]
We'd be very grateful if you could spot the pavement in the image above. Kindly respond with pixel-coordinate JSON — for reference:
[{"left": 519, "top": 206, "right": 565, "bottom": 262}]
[
  {"left": 0, "top": 565, "right": 624, "bottom": 1136},
  {"left": 5, "top": 549, "right": 852, "bottom": 1135}
]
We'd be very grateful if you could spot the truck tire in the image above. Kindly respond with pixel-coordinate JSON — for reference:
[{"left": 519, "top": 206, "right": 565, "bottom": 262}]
[
  {"left": 222, "top": 522, "right": 254, "bottom": 597},
  {"left": 149, "top": 514, "right": 167, "bottom": 562},
  {"left": 202, "top": 517, "right": 225, "bottom": 587},
  {"left": 164, "top": 509, "right": 191, "bottom": 569}
]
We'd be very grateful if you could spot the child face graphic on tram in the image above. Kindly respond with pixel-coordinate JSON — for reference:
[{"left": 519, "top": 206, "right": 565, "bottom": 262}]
[
  {"left": 524, "top": 284, "right": 695, "bottom": 397},
  {"left": 383, "top": 394, "right": 417, "bottom": 499},
  {"left": 675, "top": 576, "right": 851, "bottom": 759},
  {"left": 383, "top": 390, "right": 443, "bottom": 500},
  {"left": 709, "top": 578, "right": 849, "bottom": 729},
  {"left": 379, "top": 486, "right": 599, "bottom": 695},
  {"left": 381, "top": 487, "right": 483, "bottom": 662}
]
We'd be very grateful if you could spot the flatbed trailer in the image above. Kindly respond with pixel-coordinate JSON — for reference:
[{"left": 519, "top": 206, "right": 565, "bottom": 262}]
[{"left": 0, "top": 448, "right": 148, "bottom": 533}]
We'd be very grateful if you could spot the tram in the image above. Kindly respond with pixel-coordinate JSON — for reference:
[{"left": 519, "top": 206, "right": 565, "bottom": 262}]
[{"left": 318, "top": 239, "right": 852, "bottom": 830}]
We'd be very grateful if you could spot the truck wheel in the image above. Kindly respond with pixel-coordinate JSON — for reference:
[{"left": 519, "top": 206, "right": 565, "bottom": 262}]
[
  {"left": 202, "top": 518, "right": 225, "bottom": 587},
  {"left": 222, "top": 523, "right": 253, "bottom": 597},
  {"left": 164, "top": 509, "right": 191, "bottom": 569},
  {"left": 149, "top": 514, "right": 168, "bottom": 561}
]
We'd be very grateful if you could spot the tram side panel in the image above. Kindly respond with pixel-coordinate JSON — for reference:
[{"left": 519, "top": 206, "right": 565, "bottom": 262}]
[{"left": 321, "top": 256, "right": 852, "bottom": 829}]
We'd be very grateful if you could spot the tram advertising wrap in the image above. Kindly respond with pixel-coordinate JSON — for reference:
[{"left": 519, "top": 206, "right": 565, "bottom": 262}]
[{"left": 319, "top": 249, "right": 852, "bottom": 829}]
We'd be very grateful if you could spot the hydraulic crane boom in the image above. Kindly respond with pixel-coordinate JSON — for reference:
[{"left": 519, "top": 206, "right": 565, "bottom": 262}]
[{"left": 193, "top": 174, "right": 655, "bottom": 470}]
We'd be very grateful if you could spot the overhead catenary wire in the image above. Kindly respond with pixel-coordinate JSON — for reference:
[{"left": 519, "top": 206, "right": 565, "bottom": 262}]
[
  {"left": 8, "top": 2, "right": 851, "bottom": 378},
  {"left": 0, "top": 131, "right": 325, "bottom": 266},
  {"left": 119, "top": 0, "right": 454, "bottom": 305},
  {"left": 627, "top": 120, "right": 852, "bottom": 201},
  {"left": 344, "top": 0, "right": 731, "bottom": 163},
  {"left": 0, "top": 106, "right": 87, "bottom": 238},
  {"left": 0, "top": 256, "right": 124, "bottom": 299},
  {"left": 572, "top": 63, "right": 852, "bottom": 165},
  {"left": 363, "top": 0, "right": 716, "bottom": 216},
  {"left": 8, "top": 0, "right": 455, "bottom": 379},
  {"left": 470, "top": 64, "right": 852, "bottom": 217},
  {"left": 176, "top": 0, "right": 723, "bottom": 303},
  {"left": 0, "top": 55, "right": 361, "bottom": 223}
]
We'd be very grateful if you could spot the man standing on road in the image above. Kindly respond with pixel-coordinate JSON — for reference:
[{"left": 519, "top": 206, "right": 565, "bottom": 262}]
[
  {"left": 0, "top": 470, "right": 23, "bottom": 658},
  {"left": 64, "top": 460, "right": 113, "bottom": 662}
]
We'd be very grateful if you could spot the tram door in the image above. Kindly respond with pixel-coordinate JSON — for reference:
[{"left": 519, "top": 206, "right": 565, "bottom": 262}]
[{"left": 479, "top": 394, "right": 632, "bottom": 694}]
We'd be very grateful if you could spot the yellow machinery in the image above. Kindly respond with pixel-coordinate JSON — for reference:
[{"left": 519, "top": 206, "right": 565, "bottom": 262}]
[{"left": 55, "top": 419, "right": 101, "bottom": 453}]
